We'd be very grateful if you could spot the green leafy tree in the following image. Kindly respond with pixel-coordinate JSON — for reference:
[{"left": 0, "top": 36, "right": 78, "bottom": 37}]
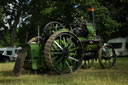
[
  {"left": 100, "top": 0, "right": 128, "bottom": 37},
  {"left": 0, "top": 6, "right": 2, "bottom": 26},
  {"left": 0, "top": 0, "right": 126, "bottom": 46},
  {"left": 0, "top": 0, "right": 30, "bottom": 46},
  {"left": 18, "top": 0, "right": 121, "bottom": 42}
]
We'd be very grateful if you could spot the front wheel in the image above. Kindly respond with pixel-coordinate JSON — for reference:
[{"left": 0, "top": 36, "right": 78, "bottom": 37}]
[{"left": 98, "top": 44, "right": 116, "bottom": 69}]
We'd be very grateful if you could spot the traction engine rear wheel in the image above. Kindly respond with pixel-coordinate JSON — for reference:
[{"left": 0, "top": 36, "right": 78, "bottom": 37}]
[
  {"left": 44, "top": 32, "right": 83, "bottom": 73},
  {"left": 98, "top": 45, "right": 116, "bottom": 69}
]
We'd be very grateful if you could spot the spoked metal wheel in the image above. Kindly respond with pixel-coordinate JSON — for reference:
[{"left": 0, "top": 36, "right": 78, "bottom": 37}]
[
  {"left": 98, "top": 45, "right": 116, "bottom": 69},
  {"left": 42, "top": 21, "right": 64, "bottom": 37},
  {"left": 44, "top": 32, "right": 83, "bottom": 73}
]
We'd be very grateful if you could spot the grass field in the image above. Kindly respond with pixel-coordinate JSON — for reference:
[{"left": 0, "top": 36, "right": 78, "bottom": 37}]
[{"left": 0, "top": 57, "right": 128, "bottom": 85}]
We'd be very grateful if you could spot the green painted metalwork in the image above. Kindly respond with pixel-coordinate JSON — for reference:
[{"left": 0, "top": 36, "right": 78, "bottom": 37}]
[
  {"left": 21, "top": 20, "right": 116, "bottom": 74},
  {"left": 29, "top": 44, "right": 41, "bottom": 70},
  {"left": 87, "top": 23, "right": 95, "bottom": 37}
]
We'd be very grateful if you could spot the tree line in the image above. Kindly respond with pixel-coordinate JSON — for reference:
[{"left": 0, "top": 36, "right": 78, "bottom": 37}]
[{"left": 0, "top": 0, "right": 128, "bottom": 47}]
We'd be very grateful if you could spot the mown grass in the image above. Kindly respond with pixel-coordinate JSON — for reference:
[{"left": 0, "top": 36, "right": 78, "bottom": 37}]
[{"left": 0, "top": 57, "right": 128, "bottom": 85}]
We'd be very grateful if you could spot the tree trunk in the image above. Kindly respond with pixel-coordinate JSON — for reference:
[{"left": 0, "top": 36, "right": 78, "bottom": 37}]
[
  {"left": 13, "top": 50, "right": 26, "bottom": 76},
  {"left": 10, "top": 15, "right": 20, "bottom": 46}
]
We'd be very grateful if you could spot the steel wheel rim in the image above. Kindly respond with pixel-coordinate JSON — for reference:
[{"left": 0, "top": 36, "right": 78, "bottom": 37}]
[
  {"left": 98, "top": 45, "right": 116, "bottom": 69},
  {"left": 44, "top": 32, "right": 83, "bottom": 73}
]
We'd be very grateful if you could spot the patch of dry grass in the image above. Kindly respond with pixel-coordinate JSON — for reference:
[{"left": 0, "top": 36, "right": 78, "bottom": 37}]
[{"left": 0, "top": 57, "right": 128, "bottom": 85}]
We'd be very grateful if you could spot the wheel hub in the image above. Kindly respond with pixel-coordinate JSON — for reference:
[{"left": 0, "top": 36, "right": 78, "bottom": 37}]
[{"left": 62, "top": 48, "right": 69, "bottom": 58}]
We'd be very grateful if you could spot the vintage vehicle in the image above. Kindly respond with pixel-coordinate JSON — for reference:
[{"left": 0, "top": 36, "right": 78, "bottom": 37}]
[
  {"left": 108, "top": 37, "right": 128, "bottom": 56},
  {"left": 13, "top": 6, "right": 116, "bottom": 76},
  {"left": 0, "top": 47, "right": 22, "bottom": 62}
]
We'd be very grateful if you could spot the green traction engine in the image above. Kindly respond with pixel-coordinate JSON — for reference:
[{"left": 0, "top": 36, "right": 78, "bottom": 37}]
[{"left": 13, "top": 20, "right": 116, "bottom": 75}]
